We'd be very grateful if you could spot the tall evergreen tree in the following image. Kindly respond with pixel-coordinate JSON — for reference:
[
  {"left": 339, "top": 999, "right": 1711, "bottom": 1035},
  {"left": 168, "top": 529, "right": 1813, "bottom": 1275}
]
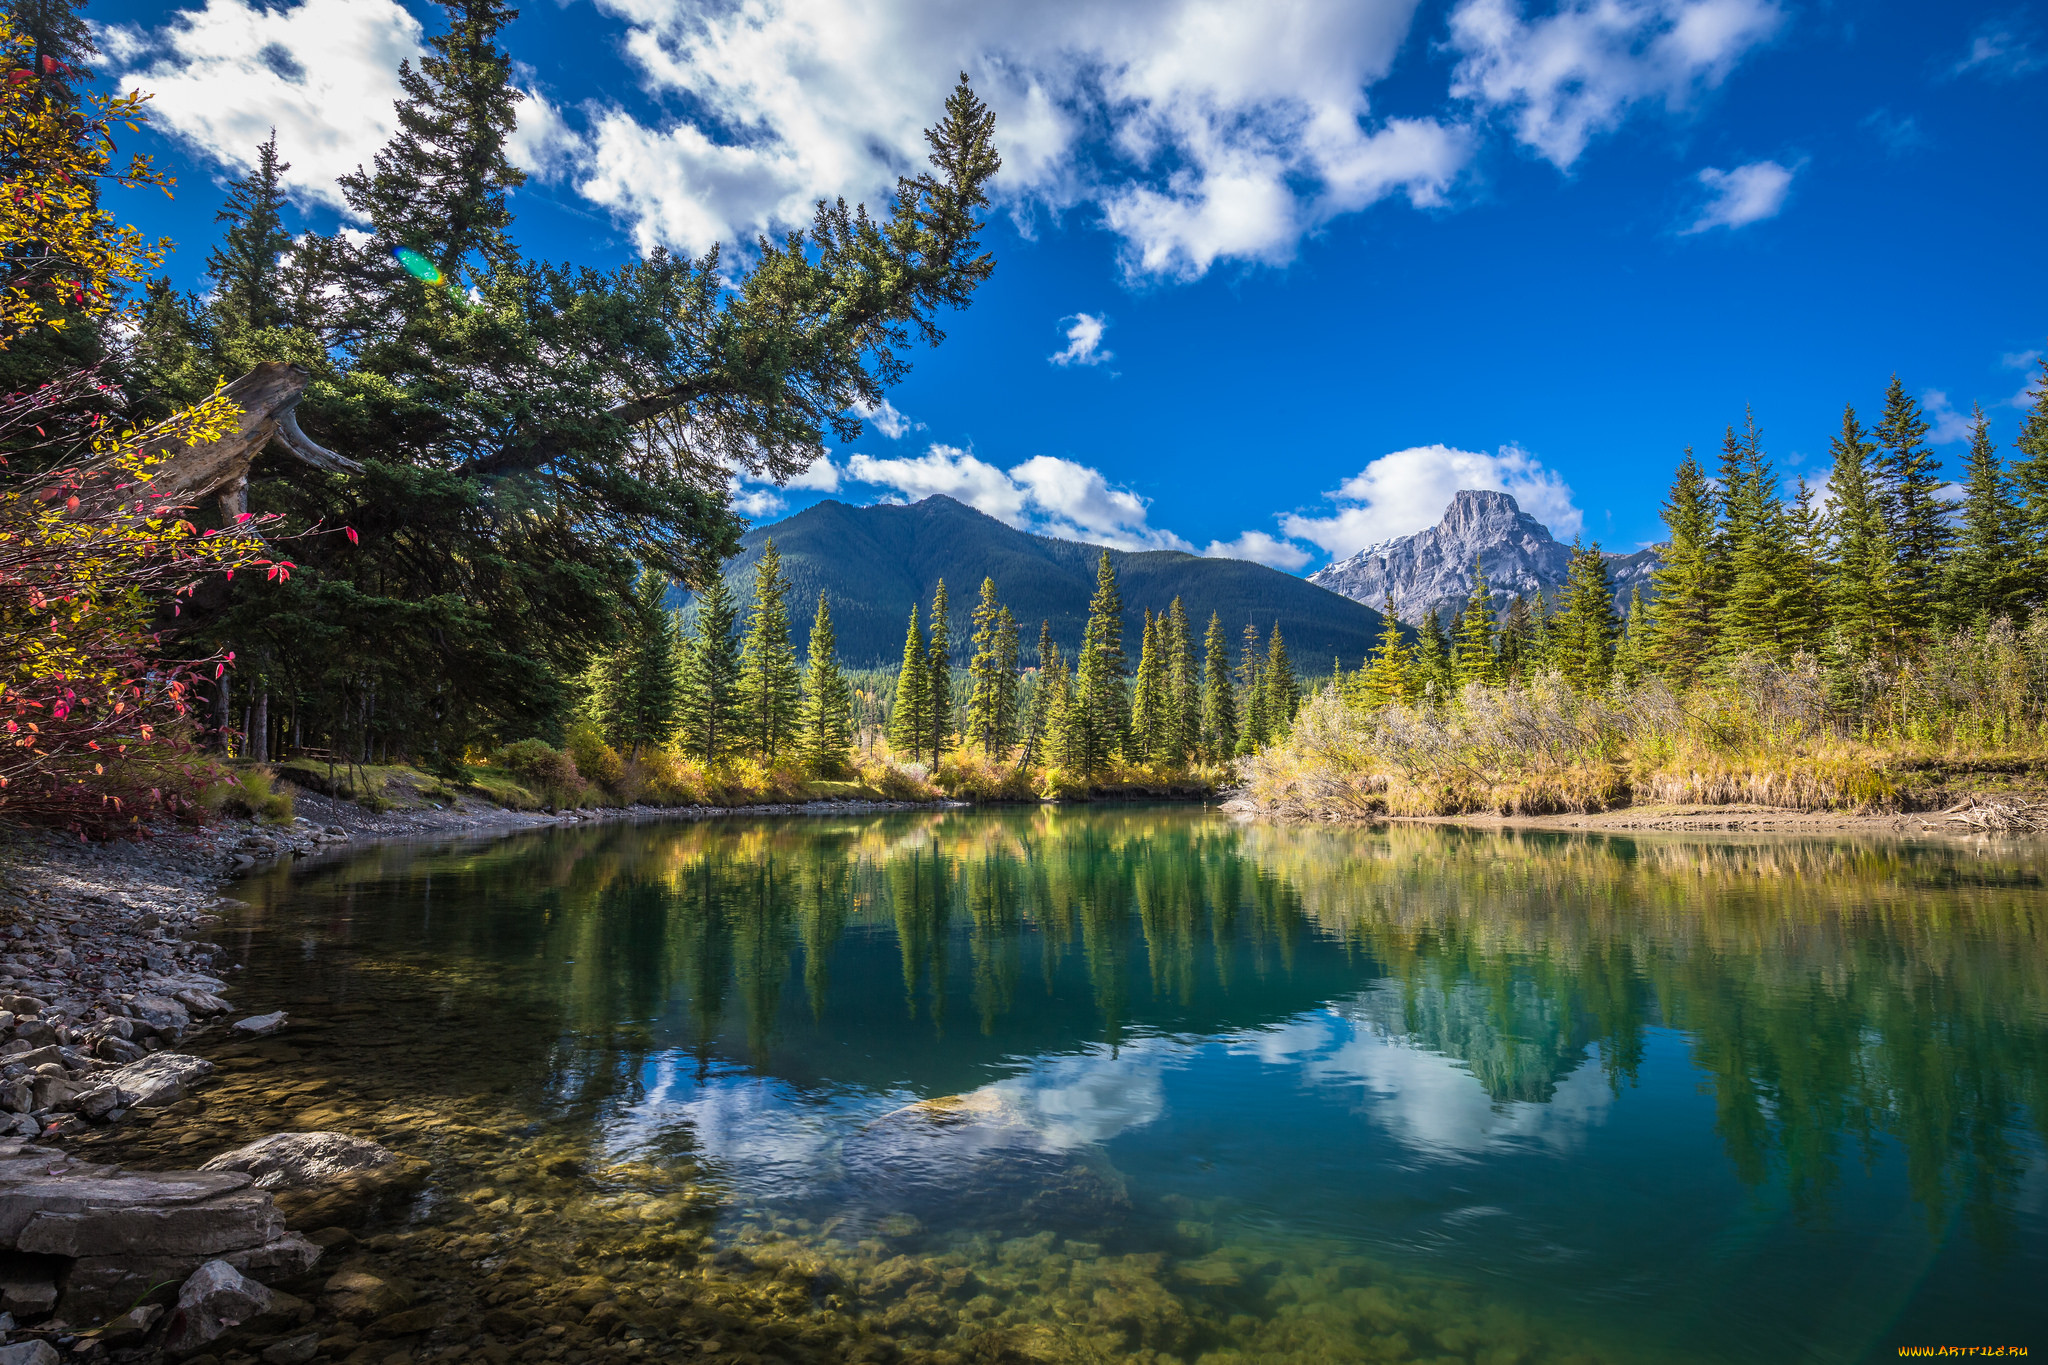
[
  {"left": 1234, "top": 623, "right": 1267, "bottom": 755},
  {"left": 1453, "top": 560, "right": 1499, "bottom": 685},
  {"left": 888, "top": 606, "right": 929, "bottom": 764},
  {"left": 1944, "top": 404, "right": 2026, "bottom": 624},
  {"left": 1041, "top": 645, "right": 1083, "bottom": 776},
  {"left": 1646, "top": 448, "right": 1719, "bottom": 684},
  {"left": 1526, "top": 588, "right": 1555, "bottom": 675},
  {"left": 736, "top": 541, "right": 802, "bottom": 762},
  {"left": 1201, "top": 612, "right": 1237, "bottom": 762},
  {"left": 2007, "top": 355, "right": 2048, "bottom": 606},
  {"left": 677, "top": 575, "right": 741, "bottom": 762},
  {"left": 1073, "top": 552, "right": 1128, "bottom": 773},
  {"left": 4, "top": 0, "right": 92, "bottom": 100},
  {"left": 1131, "top": 609, "right": 1167, "bottom": 764},
  {"left": 1612, "top": 587, "right": 1650, "bottom": 686},
  {"left": 206, "top": 132, "right": 295, "bottom": 334},
  {"left": 1872, "top": 375, "right": 1949, "bottom": 626},
  {"left": 1554, "top": 540, "right": 1619, "bottom": 692},
  {"left": 1414, "top": 613, "right": 1454, "bottom": 701},
  {"left": 1165, "top": 597, "right": 1198, "bottom": 768},
  {"left": 925, "top": 579, "right": 953, "bottom": 758},
  {"left": 964, "top": 577, "right": 1018, "bottom": 759},
  {"left": 1019, "top": 621, "right": 1058, "bottom": 769},
  {"left": 1355, "top": 595, "right": 1412, "bottom": 707},
  {"left": 1498, "top": 594, "right": 1533, "bottom": 683},
  {"left": 1262, "top": 623, "right": 1298, "bottom": 736},
  {"left": 1823, "top": 404, "right": 1904, "bottom": 659},
  {"left": 798, "top": 595, "right": 853, "bottom": 777},
  {"left": 594, "top": 568, "right": 682, "bottom": 758},
  {"left": 1713, "top": 411, "right": 1798, "bottom": 660}
]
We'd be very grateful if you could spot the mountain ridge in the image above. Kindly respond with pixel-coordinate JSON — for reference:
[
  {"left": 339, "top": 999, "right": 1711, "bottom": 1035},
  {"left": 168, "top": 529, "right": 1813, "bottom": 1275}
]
[{"left": 680, "top": 495, "right": 1401, "bottom": 666}]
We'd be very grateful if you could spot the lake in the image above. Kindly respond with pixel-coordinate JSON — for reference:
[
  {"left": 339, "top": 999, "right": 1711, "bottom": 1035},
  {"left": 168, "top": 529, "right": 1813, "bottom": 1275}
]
[{"left": 104, "top": 808, "right": 2048, "bottom": 1364}]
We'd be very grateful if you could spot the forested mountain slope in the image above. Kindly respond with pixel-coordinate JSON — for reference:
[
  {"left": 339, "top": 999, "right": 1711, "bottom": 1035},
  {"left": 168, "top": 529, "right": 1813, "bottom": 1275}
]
[{"left": 677, "top": 495, "right": 1397, "bottom": 664}]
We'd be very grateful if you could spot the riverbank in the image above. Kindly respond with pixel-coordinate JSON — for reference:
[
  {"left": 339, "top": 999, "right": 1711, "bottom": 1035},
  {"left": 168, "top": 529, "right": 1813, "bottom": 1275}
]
[{"left": 1221, "top": 794, "right": 2048, "bottom": 836}]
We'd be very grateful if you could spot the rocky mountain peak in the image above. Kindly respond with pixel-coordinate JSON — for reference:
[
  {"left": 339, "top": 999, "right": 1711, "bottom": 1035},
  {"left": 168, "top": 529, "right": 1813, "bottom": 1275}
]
[{"left": 1307, "top": 489, "right": 1660, "bottom": 628}]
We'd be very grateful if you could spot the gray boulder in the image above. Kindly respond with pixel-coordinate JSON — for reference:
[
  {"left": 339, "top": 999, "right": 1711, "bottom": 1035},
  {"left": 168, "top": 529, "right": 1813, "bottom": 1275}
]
[
  {"left": 61, "top": 1231, "right": 321, "bottom": 1322},
  {"left": 160, "top": 1259, "right": 274, "bottom": 1356},
  {"left": 200, "top": 1132, "right": 396, "bottom": 1191},
  {"left": 0, "top": 1341, "right": 59, "bottom": 1365},
  {"left": 231, "top": 1011, "right": 287, "bottom": 1038},
  {"left": 105, "top": 1052, "right": 213, "bottom": 1109},
  {"left": 128, "top": 993, "right": 191, "bottom": 1035}
]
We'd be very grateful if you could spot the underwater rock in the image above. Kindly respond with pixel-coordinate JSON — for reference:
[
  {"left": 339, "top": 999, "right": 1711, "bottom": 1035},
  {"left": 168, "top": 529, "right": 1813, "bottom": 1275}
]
[
  {"left": 104, "top": 1052, "right": 214, "bottom": 1109},
  {"left": 160, "top": 1259, "right": 275, "bottom": 1356},
  {"left": 199, "top": 1132, "right": 398, "bottom": 1191}
]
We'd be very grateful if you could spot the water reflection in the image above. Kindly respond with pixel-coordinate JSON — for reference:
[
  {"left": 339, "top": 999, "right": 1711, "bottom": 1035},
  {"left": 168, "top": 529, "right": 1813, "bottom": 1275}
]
[{"left": 216, "top": 808, "right": 2048, "bottom": 1361}]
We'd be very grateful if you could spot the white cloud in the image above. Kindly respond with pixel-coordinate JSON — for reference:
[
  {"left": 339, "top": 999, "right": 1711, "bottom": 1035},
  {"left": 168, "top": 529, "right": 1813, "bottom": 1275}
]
[
  {"left": 1281, "top": 442, "right": 1581, "bottom": 558},
  {"left": 850, "top": 397, "right": 922, "bottom": 441},
  {"left": 1950, "top": 22, "right": 2046, "bottom": 80},
  {"left": 782, "top": 454, "right": 843, "bottom": 492},
  {"left": 101, "top": 0, "right": 423, "bottom": 213},
  {"left": 844, "top": 445, "right": 1190, "bottom": 550},
  {"left": 572, "top": 0, "right": 1473, "bottom": 279},
  {"left": 506, "top": 83, "right": 586, "bottom": 182},
  {"left": 1203, "top": 530, "right": 1312, "bottom": 571},
  {"left": 1048, "top": 313, "right": 1112, "bottom": 368},
  {"left": 1448, "top": 0, "right": 1783, "bottom": 168},
  {"left": 730, "top": 482, "right": 787, "bottom": 519},
  {"left": 1683, "top": 159, "right": 1794, "bottom": 233},
  {"left": 1921, "top": 390, "right": 1976, "bottom": 445},
  {"left": 2006, "top": 350, "right": 2045, "bottom": 409}
]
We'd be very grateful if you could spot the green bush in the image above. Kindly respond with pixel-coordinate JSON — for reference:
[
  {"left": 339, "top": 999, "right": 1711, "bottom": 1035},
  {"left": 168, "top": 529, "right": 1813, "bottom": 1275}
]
[
  {"left": 203, "top": 766, "right": 296, "bottom": 823},
  {"left": 496, "top": 740, "right": 586, "bottom": 808}
]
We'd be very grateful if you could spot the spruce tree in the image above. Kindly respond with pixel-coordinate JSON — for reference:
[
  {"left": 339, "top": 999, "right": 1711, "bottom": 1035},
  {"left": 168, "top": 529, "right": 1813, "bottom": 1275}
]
[
  {"left": 1712, "top": 411, "right": 1797, "bottom": 660},
  {"left": 206, "top": 132, "right": 295, "bottom": 334},
  {"left": 1611, "top": 588, "right": 1650, "bottom": 686},
  {"left": 2007, "top": 355, "right": 2048, "bottom": 606},
  {"left": 1554, "top": 540, "right": 1619, "bottom": 693},
  {"left": 1415, "top": 614, "right": 1453, "bottom": 701},
  {"left": 678, "top": 575, "right": 741, "bottom": 762},
  {"left": 1262, "top": 623, "right": 1298, "bottom": 736},
  {"left": 797, "top": 594, "right": 853, "bottom": 777},
  {"left": 1872, "top": 375, "right": 1949, "bottom": 627},
  {"left": 1499, "top": 595, "right": 1532, "bottom": 683},
  {"left": 1357, "top": 595, "right": 1412, "bottom": 707},
  {"left": 1944, "top": 404, "right": 2026, "bottom": 624},
  {"left": 1823, "top": 404, "right": 1904, "bottom": 659},
  {"left": 596, "top": 568, "right": 683, "bottom": 758},
  {"left": 1527, "top": 588, "right": 1555, "bottom": 675},
  {"left": 1165, "top": 597, "right": 1198, "bottom": 769},
  {"left": 1201, "top": 612, "right": 1237, "bottom": 762},
  {"left": 1234, "top": 623, "right": 1267, "bottom": 755},
  {"left": 1043, "top": 646, "right": 1084, "bottom": 777},
  {"left": 964, "top": 577, "right": 1016, "bottom": 759},
  {"left": 1019, "top": 621, "right": 1058, "bottom": 769},
  {"left": 888, "top": 607, "right": 929, "bottom": 764},
  {"left": 925, "top": 579, "right": 953, "bottom": 758},
  {"left": 1453, "top": 560, "right": 1499, "bottom": 685},
  {"left": 4, "top": 0, "right": 92, "bottom": 100},
  {"left": 736, "top": 541, "right": 802, "bottom": 762},
  {"left": 1131, "top": 610, "right": 1166, "bottom": 764},
  {"left": 1646, "top": 448, "right": 1719, "bottom": 684},
  {"left": 1073, "top": 552, "right": 1128, "bottom": 773}
]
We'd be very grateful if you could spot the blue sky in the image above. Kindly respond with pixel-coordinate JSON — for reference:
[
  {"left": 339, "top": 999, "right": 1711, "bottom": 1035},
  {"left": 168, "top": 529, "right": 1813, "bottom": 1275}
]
[{"left": 93, "top": 0, "right": 2048, "bottom": 571}]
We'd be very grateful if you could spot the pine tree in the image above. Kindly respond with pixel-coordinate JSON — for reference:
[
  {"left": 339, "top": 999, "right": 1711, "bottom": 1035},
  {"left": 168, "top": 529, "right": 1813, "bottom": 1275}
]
[
  {"left": 964, "top": 577, "right": 1018, "bottom": 759},
  {"left": 1646, "top": 448, "right": 1719, "bottom": 685},
  {"left": 1234, "top": 623, "right": 1267, "bottom": 756},
  {"left": 1415, "top": 613, "right": 1453, "bottom": 701},
  {"left": 1713, "top": 411, "right": 1798, "bottom": 660},
  {"left": 1262, "top": 623, "right": 1298, "bottom": 736},
  {"left": 678, "top": 575, "right": 741, "bottom": 762},
  {"left": 1356, "top": 595, "right": 1412, "bottom": 707},
  {"left": 1554, "top": 540, "right": 1619, "bottom": 692},
  {"left": 1073, "top": 552, "right": 1128, "bottom": 773},
  {"left": 339, "top": 0, "right": 524, "bottom": 273},
  {"left": 1201, "top": 612, "right": 1237, "bottom": 762},
  {"left": 1453, "top": 560, "right": 1499, "bottom": 685},
  {"left": 595, "top": 568, "right": 683, "bottom": 758},
  {"left": 1612, "top": 587, "right": 1650, "bottom": 686},
  {"left": 797, "top": 595, "right": 853, "bottom": 777},
  {"left": 736, "top": 541, "right": 802, "bottom": 762},
  {"left": 206, "top": 132, "right": 295, "bottom": 334},
  {"left": 1823, "top": 404, "right": 1904, "bottom": 659},
  {"left": 1872, "top": 375, "right": 1949, "bottom": 627},
  {"left": 1527, "top": 588, "right": 1555, "bottom": 675},
  {"left": 1498, "top": 595, "right": 1532, "bottom": 683},
  {"left": 925, "top": 579, "right": 953, "bottom": 758},
  {"left": 1944, "top": 404, "right": 2026, "bottom": 624},
  {"left": 1165, "top": 597, "right": 1198, "bottom": 769},
  {"left": 887, "top": 607, "right": 929, "bottom": 764},
  {"left": 1019, "top": 621, "right": 1058, "bottom": 769},
  {"left": 1131, "top": 610, "right": 1166, "bottom": 764},
  {"left": 4, "top": 0, "right": 92, "bottom": 100},
  {"left": 1042, "top": 646, "right": 1084, "bottom": 777},
  {"left": 2005, "top": 356, "right": 2048, "bottom": 608}
]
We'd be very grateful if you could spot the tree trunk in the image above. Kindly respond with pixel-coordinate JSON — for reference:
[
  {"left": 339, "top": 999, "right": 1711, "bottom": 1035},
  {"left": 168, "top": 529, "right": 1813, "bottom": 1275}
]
[
  {"left": 132, "top": 362, "right": 364, "bottom": 519},
  {"left": 251, "top": 688, "right": 270, "bottom": 763}
]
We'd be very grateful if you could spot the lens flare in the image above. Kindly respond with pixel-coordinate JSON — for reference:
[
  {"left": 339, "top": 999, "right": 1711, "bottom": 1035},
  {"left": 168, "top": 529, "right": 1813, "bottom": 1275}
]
[{"left": 391, "top": 246, "right": 442, "bottom": 285}]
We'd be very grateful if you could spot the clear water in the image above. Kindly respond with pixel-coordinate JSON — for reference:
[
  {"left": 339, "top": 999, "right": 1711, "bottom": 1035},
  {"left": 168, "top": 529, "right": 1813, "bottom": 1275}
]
[{"left": 114, "top": 809, "right": 2048, "bottom": 1363}]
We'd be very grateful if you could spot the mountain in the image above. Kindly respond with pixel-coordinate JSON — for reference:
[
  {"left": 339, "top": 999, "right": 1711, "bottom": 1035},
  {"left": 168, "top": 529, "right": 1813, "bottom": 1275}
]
[
  {"left": 1307, "top": 489, "right": 1661, "bottom": 626},
  {"left": 682, "top": 495, "right": 1399, "bottom": 666}
]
